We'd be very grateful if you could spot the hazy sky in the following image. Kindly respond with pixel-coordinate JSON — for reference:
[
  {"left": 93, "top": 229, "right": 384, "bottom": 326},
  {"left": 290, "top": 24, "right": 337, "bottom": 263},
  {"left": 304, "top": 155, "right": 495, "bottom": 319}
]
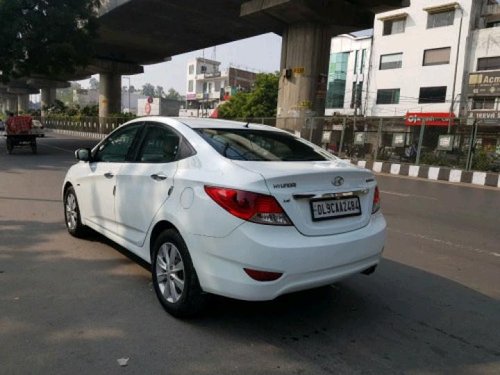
[{"left": 77, "top": 33, "right": 283, "bottom": 94}]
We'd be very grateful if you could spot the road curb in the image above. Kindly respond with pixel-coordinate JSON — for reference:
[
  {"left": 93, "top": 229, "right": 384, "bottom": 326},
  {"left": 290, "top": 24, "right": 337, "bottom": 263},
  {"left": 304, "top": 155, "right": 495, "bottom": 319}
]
[{"left": 349, "top": 160, "right": 500, "bottom": 188}]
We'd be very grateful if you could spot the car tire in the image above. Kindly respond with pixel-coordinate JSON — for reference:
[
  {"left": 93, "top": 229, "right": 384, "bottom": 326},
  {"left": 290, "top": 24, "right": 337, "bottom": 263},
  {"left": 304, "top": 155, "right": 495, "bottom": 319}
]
[
  {"left": 152, "top": 229, "right": 207, "bottom": 318},
  {"left": 64, "top": 186, "right": 87, "bottom": 238},
  {"left": 6, "top": 139, "right": 13, "bottom": 154}
]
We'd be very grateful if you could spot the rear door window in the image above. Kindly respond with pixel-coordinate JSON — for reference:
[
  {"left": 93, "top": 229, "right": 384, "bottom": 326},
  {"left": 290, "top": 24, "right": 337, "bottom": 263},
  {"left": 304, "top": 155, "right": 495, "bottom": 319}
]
[
  {"left": 136, "top": 124, "right": 181, "bottom": 163},
  {"left": 195, "top": 128, "right": 332, "bottom": 161}
]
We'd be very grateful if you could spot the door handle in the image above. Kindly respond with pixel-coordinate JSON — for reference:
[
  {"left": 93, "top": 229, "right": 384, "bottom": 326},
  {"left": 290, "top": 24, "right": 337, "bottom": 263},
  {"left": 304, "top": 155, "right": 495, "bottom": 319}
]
[
  {"left": 150, "top": 173, "right": 168, "bottom": 181},
  {"left": 104, "top": 172, "right": 114, "bottom": 179}
]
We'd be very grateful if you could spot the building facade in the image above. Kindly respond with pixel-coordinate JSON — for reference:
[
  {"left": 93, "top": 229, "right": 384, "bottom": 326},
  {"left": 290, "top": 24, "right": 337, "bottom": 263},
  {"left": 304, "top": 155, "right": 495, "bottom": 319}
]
[
  {"left": 325, "top": 33, "right": 372, "bottom": 116},
  {"left": 327, "top": 0, "right": 500, "bottom": 119},
  {"left": 181, "top": 57, "right": 257, "bottom": 117}
]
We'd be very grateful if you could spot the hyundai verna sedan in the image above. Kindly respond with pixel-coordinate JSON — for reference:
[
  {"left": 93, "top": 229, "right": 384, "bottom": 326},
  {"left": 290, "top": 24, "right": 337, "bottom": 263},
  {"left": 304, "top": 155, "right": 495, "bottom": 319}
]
[{"left": 63, "top": 117, "right": 386, "bottom": 317}]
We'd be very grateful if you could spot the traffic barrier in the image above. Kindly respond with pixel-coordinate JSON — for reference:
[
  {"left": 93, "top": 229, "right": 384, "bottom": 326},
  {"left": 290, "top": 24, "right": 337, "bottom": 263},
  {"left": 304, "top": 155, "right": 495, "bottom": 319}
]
[{"left": 354, "top": 160, "right": 500, "bottom": 188}]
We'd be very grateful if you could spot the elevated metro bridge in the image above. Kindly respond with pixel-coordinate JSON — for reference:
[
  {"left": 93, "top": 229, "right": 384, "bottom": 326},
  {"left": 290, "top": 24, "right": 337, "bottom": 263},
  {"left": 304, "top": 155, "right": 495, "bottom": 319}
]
[{"left": 1, "top": 0, "right": 408, "bottom": 132}]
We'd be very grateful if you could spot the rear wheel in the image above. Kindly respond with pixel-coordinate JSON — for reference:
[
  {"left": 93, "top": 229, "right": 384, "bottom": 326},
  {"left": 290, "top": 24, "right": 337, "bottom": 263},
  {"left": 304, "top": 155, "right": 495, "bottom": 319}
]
[
  {"left": 6, "top": 139, "right": 13, "bottom": 154},
  {"left": 152, "top": 229, "right": 206, "bottom": 318},
  {"left": 64, "top": 186, "right": 87, "bottom": 237}
]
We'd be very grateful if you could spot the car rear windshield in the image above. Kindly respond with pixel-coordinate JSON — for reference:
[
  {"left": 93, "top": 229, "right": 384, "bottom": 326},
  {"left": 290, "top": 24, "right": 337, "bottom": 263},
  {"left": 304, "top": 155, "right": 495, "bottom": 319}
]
[{"left": 195, "top": 128, "right": 332, "bottom": 161}]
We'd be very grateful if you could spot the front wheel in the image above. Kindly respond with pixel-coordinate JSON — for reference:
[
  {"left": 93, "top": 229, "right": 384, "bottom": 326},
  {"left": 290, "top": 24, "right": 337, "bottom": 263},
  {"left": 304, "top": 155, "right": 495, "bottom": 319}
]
[
  {"left": 6, "top": 139, "right": 13, "bottom": 154},
  {"left": 64, "top": 186, "right": 87, "bottom": 237},
  {"left": 152, "top": 229, "right": 207, "bottom": 318}
]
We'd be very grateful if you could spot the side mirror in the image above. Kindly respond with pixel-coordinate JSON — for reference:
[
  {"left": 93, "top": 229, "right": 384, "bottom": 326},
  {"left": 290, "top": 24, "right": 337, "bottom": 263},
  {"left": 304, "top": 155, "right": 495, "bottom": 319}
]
[{"left": 75, "top": 148, "right": 91, "bottom": 162}]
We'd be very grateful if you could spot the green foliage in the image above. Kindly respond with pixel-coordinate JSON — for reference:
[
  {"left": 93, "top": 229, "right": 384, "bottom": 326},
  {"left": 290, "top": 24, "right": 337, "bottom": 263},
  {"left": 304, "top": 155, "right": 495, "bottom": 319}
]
[
  {"left": 89, "top": 77, "right": 99, "bottom": 90},
  {"left": 218, "top": 72, "right": 279, "bottom": 119},
  {"left": 0, "top": 0, "right": 100, "bottom": 83},
  {"left": 166, "top": 88, "right": 182, "bottom": 101},
  {"left": 142, "top": 83, "right": 155, "bottom": 97},
  {"left": 472, "top": 151, "right": 492, "bottom": 172}
]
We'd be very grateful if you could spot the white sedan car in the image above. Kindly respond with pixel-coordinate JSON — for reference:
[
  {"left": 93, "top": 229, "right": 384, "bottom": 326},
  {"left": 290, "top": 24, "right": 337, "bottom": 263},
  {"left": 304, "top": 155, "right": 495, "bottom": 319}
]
[{"left": 63, "top": 117, "right": 386, "bottom": 317}]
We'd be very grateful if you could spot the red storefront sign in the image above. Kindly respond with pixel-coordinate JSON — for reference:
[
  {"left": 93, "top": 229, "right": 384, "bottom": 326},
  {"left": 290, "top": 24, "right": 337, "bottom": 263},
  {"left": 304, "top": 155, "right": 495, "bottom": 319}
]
[{"left": 405, "top": 112, "right": 456, "bottom": 126}]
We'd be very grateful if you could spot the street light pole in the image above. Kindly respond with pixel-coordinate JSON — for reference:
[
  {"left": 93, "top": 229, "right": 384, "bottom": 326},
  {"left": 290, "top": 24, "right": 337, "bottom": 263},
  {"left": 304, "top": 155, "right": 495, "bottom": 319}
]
[{"left": 123, "top": 76, "right": 131, "bottom": 113}]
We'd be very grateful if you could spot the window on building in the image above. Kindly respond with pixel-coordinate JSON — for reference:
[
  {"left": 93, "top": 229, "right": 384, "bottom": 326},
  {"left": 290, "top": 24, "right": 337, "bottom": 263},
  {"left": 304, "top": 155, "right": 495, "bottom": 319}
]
[
  {"left": 188, "top": 65, "right": 194, "bottom": 75},
  {"left": 350, "top": 82, "right": 363, "bottom": 109},
  {"left": 376, "top": 89, "right": 400, "bottom": 104},
  {"left": 423, "top": 47, "right": 451, "bottom": 66},
  {"left": 472, "top": 97, "right": 496, "bottom": 110},
  {"left": 188, "top": 80, "right": 194, "bottom": 92},
  {"left": 360, "top": 49, "right": 367, "bottom": 73},
  {"left": 200, "top": 65, "right": 207, "bottom": 73},
  {"left": 380, "top": 53, "right": 403, "bottom": 70},
  {"left": 477, "top": 56, "right": 500, "bottom": 71},
  {"left": 419, "top": 86, "right": 447, "bottom": 103},
  {"left": 427, "top": 9, "right": 455, "bottom": 29},
  {"left": 383, "top": 18, "right": 406, "bottom": 35},
  {"left": 326, "top": 52, "right": 349, "bottom": 108},
  {"left": 354, "top": 50, "right": 359, "bottom": 74}
]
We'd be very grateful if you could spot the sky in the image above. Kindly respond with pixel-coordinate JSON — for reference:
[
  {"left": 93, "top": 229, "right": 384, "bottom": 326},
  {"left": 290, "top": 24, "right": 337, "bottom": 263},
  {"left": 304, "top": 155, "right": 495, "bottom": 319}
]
[{"left": 77, "top": 33, "right": 283, "bottom": 94}]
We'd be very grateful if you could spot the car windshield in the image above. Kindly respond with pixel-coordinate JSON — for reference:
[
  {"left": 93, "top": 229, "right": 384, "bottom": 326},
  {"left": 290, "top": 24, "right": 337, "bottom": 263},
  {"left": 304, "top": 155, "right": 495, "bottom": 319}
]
[{"left": 195, "top": 128, "right": 333, "bottom": 162}]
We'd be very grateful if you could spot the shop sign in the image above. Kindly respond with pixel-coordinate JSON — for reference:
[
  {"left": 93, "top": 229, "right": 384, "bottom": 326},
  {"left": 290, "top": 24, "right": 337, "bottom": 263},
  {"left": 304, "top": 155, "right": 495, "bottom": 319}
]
[
  {"left": 392, "top": 133, "right": 406, "bottom": 147},
  {"left": 437, "top": 135, "right": 454, "bottom": 151},
  {"left": 468, "top": 70, "right": 500, "bottom": 96},
  {"left": 405, "top": 112, "right": 455, "bottom": 126},
  {"left": 354, "top": 132, "right": 365, "bottom": 145},
  {"left": 467, "top": 111, "right": 500, "bottom": 126}
]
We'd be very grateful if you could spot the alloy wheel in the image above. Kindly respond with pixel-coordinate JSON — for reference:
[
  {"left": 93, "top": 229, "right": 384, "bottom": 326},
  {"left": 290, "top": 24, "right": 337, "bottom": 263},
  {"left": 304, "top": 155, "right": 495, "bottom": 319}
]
[
  {"left": 155, "top": 242, "right": 185, "bottom": 303},
  {"left": 65, "top": 193, "right": 78, "bottom": 230}
]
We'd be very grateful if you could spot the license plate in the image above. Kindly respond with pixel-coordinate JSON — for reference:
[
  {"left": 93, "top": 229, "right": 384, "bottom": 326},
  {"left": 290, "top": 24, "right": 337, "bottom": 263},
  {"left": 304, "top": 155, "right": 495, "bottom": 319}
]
[{"left": 310, "top": 196, "right": 361, "bottom": 221}]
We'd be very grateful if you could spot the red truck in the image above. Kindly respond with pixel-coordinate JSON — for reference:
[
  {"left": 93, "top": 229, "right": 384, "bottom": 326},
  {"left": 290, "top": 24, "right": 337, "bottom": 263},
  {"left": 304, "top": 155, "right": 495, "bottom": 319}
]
[{"left": 5, "top": 115, "right": 39, "bottom": 154}]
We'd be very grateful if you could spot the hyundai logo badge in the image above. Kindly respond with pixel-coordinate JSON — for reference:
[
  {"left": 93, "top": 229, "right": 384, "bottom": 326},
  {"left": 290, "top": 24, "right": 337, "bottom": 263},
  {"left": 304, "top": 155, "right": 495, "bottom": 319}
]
[{"left": 332, "top": 176, "right": 344, "bottom": 187}]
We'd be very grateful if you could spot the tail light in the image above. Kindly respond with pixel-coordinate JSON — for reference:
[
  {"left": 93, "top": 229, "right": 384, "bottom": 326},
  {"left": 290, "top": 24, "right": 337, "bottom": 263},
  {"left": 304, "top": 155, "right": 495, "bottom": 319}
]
[
  {"left": 244, "top": 268, "right": 283, "bottom": 282},
  {"left": 204, "top": 186, "right": 292, "bottom": 226},
  {"left": 372, "top": 186, "right": 380, "bottom": 214}
]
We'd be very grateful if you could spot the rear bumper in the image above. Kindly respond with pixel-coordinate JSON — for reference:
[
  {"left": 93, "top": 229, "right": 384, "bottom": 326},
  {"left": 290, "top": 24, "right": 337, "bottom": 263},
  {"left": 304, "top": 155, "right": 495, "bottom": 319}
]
[{"left": 187, "top": 212, "right": 386, "bottom": 301}]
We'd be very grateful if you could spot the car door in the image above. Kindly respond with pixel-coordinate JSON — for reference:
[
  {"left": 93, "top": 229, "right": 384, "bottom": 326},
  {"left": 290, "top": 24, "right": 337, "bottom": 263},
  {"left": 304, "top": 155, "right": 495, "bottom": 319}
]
[
  {"left": 77, "top": 123, "right": 143, "bottom": 235},
  {"left": 114, "top": 123, "right": 181, "bottom": 246}
]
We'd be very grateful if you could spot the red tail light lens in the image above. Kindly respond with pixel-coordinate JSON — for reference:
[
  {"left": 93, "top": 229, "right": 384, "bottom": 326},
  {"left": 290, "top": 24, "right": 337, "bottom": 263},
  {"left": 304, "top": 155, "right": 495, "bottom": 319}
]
[
  {"left": 244, "top": 268, "right": 283, "bottom": 282},
  {"left": 204, "top": 186, "right": 292, "bottom": 226},
  {"left": 372, "top": 186, "right": 380, "bottom": 214}
]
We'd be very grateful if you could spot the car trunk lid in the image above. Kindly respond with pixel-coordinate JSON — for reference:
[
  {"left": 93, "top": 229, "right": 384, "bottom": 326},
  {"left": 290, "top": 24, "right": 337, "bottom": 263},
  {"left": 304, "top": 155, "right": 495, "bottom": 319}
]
[{"left": 232, "top": 160, "right": 374, "bottom": 236}]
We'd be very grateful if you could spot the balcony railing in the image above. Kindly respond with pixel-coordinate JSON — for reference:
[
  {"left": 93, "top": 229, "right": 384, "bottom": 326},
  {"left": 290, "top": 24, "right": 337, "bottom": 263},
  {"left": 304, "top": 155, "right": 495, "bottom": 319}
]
[{"left": 483, "top": 3, "right": 500, "bottom": 16}]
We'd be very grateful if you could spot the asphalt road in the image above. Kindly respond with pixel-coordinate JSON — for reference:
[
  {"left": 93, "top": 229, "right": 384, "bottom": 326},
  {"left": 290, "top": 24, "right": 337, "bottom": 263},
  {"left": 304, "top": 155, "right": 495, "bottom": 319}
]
[{"left": 1, "top": 133, "right": 499, "bottom": 375}]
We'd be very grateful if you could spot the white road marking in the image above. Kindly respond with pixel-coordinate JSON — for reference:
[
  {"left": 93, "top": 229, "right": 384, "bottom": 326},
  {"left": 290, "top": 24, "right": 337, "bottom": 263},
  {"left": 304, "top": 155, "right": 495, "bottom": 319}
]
[
  {"left": 381, "top": 190, "right": 437, "bottom": 200},
  {"left": 388, "top": 227, "right": 499, "bottom": 259}
]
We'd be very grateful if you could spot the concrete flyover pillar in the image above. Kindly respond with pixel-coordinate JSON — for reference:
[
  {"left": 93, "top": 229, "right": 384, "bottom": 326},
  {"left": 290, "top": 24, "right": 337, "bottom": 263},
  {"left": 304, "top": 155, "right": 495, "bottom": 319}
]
[
  {"left": 7, "top": 96, "right": 18, "bottom": 114},
  {"left": 276, "top": 22, "right": 331, "bottom": 144},
  {"left": 99, "top": 73, "right": 122, "bottom": 118},
  {"left": 17, "top": 94, "right": 30, "bottom": 114},
  {"left": 41, "top": 88, "right": 57, "bottom": 116}
]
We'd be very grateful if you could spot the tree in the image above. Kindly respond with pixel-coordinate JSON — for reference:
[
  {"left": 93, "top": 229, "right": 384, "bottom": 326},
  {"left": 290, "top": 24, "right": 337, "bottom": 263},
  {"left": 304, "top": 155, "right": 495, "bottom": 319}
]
[
  {"left": 142, "top": 83, "right": 155, "bottom": 97},
  {"left": 89, "top": 77, "right": 99, "bottom": 90},
  {"left": 166, "top": 88, "right": 182, "bottom": 101},
  {"left": 218, "top": 72, "right": 279, "bottom": 119},
  {"left": 155, "top": 85, "right": 165, "bottom": 98},
  {"left": 0, "top": 0, "right": 100, "bottom": 83}
]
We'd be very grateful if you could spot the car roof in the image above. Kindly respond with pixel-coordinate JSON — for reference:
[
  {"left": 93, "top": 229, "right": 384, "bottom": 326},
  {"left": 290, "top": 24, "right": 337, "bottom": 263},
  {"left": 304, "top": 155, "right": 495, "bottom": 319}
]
[{"left": 135, "top": 116, "right": 283, "bottom": 132}]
